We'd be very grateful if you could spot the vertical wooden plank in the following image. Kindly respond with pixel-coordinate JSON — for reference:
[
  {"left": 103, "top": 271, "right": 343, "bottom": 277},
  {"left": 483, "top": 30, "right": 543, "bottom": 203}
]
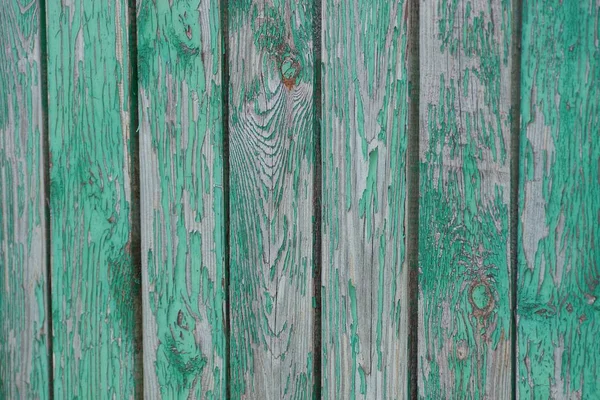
[
  {"left": 321, "top": 0, "right": 410, "bottom": 398},
  {"left": 418, "top": 0, "right": 513, "bottom": 397},
  {"left": 46, "top": 0, "right": 140, "bottom": 397},
  {"left": 137, "top": 0, "right": 225, "bottom": 397},
  {"left": 0, "top": 0, "right": 49, "bottom": 397},
  {"left": 517, "top": 1, "right": 600, "bottom": 397},
  {"left": 228, "top": 0, "right": 315, "bottom": 397}
]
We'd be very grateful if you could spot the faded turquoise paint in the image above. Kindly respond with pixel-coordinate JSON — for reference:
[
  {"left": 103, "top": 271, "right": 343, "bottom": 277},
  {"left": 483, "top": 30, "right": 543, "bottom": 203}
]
[
  {"left": 419, "top": 0, "right": 513, "bottom": 398},
  {"left": 0, "top": 0, "right": 49, "bottom": 397},
  {"left": 322, "top": 0, "right": 410, "bottom": 398},
  {"left": 228, "top": 0, "right": 315, "bottom": 397},
  {"left": 518, "top": 1, "right": 600, "bottom": 397},
  {"left": 137, "top": 0, "right": 225, "bottom": 396},
  {"left": 46, "top": 0, "right": 140, "bottom": 397}
]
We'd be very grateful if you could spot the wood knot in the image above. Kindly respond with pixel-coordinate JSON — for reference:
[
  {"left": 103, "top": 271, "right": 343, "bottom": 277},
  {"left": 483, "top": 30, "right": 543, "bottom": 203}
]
[
  {"left": 281, "top": 56, "right": 300, "bottom": 90},
  {"left": 468, "top": 278, "right": 495, "bottom": 318},
  {"left": 177, "top": 309, "right": 189, "bottom": 330},
  {"left": 456, "top": 340, "right": 469, "bottom": 360}
]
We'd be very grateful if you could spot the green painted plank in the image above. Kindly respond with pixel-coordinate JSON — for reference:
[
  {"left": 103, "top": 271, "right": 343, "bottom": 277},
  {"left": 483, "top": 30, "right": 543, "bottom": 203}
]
[
  {"left": 418, "top": 0, "right": 514, "bottom": 397},
  {"left": 46, "top": 0, "right": 141, "bottom": 397},
  {"left": 228, "top": 0, "right": 315, "bottom": 397},
  {"left": 0, "top": 0, "right": 50, "bottom": 398},
  {"left": 321, "top": 0, "right": 410, "bottom": 398},
  {"left": 517, "top": 1, "right": 600, "bottom": 397},
  {"left": 137, "top": 0, "right": 225, "bottom": 397}
]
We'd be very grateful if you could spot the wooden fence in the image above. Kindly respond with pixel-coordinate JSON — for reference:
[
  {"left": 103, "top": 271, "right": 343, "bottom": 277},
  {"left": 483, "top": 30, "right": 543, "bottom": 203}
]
[{"left": 1, "top": 0, "right": 598, "bottom": 398}]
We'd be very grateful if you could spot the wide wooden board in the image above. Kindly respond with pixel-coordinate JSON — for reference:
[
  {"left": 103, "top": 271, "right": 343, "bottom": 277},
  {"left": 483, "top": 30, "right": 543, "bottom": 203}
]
[
  {"left": 517, "top": 1, "right": 600, "bottom": 397},
  {"left": 228, "top": 0, "right": 316, "bottom": 397},
  {"left": 46, "top": 0, "right": 141, "bottom": 396},
  {"left": 418, "top": 0, "right": 514, "bottom": 397},
  {"left": 0, "top": 0, "right": 49, "bottom": 397},
  {"left": 321, "top": 0, "right": 411, "bottom": 398},
  {"left": 137, "top": 0, "right": 226, "bottom": 397}
]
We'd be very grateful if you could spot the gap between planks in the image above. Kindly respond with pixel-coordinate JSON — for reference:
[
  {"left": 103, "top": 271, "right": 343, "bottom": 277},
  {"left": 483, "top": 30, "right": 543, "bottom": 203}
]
[
  {"left": 127, "top": 0, "right": 145, "bottom": 395},
  {"left": 39, "top": 0, "right": 54, "bottom": 395},
  {"left": 509, "top": 0, "right": 523, "bottom": 398},
  {"left": 221, "top": 0, "right": 232, "bottom": 397},
  {"left": 406, "top": 0, "right": 420, "bottom": 398},
  {"left": 312, "top": 0, "right": 323, "bottom": 396}
]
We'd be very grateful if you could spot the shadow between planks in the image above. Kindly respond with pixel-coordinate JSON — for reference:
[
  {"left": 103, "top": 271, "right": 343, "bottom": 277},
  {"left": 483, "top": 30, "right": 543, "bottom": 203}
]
[{"left": 0, "top": 0, "right": 599, "bottom": 399}]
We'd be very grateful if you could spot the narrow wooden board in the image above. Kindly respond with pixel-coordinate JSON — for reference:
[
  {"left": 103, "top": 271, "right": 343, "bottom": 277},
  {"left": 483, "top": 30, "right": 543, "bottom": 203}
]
[
  {"left": 137, "top": 0, "right": 225, "bottom": 397},
  {"left": 228, "top": 0, "right": 316, "bottom": 397},
  {"left": 0, "top": 0, "right": 49, "bottom": 397},
  {"left": 321, "top": 0, "right": 411, "bottom": 398},
  {"left": 418, "top": 0, "right": 514, "bottom": 397},
  {"left": 46, "top": 0, "right": 141, "bottom": 397},
  {"left": 517, "top": 1, "right": 600, "bottom": 397}
]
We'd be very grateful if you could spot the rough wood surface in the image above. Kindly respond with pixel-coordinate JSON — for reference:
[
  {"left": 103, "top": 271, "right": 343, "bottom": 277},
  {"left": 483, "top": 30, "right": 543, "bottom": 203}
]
[
  {"left": 228, "top": 0, "right": 316, "bottom": 397},
  {"left": 137, "top": 0, "right": 225, "bottom": 397},
  {"left": 321, "top": 0, "right": 410, "bottom": 398},
  {"left": 517, "top": 1, "right": 600, "bottom": 398},
  {"left": 418, "top": 0, "right": 514, "bottom": 397},
  {"left": 46, "top": 0, "right": 141, "bottom": 397},
  {"left": 0, "top": 0, "right": 49, "bottom": 397}
]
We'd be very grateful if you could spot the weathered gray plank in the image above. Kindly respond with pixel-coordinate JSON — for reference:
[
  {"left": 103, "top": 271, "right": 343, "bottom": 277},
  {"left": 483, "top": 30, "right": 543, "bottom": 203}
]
[
  {"left": 137, "top": 0, "right": 226, "bottom": 397},
  {"left": 517, "top": 0, "right": 600, "bottom": 397},
  {"left": 321, "top": 0, "right": 411, "bottom": 398},
  {"left": 0, "top": 0, "right": 49, "bottom": 397},
  {"left": 228, "top": 0, "right": 316, "bottom": 397},
  {"left": 418, "top": 0, "right": 514, "bottom": 397}
]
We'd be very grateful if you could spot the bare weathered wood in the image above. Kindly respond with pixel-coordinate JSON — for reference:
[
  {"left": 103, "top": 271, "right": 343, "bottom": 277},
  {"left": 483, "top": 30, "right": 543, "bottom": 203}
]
[
  {"left": 517, "top": 1, "right": 600, "bottom": 397},
  {"left": 46, "top": 0, "right": 141, "bottom": 396},
  {"left": 228, "top": 0, "right": 316, "bottom": 397},
  {"left": 0, "top": 0, "right": 49, "bottom": 397},
  {"left": 418, "top": 0, "right": 514, "bottom": 397},
  {"left": 137, "top": 0, "right": 225, "bottom": 397},
  {"left": 321, "top": 0, "right": 411, "bottom": 398}
]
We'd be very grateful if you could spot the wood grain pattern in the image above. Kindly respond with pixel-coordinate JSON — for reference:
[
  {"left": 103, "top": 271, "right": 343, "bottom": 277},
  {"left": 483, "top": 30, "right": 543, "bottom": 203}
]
[
  {"left": 46, "top": 0, "right": 141, "bottom": 397},
  {"left": 517, "top": 1, "right": 600, "bottom": 397},
  {"left": 321, "top": 0, "right": 410, "bottom": 398},
  {"left": 0, "top": 0, "right": 49, "bottom": 397},
  {"left": 228, "top": 0, "right": 315, "bottom": 397},
  {"left": 137, "top": 0, "right": 225, "bottom": 397},
  {"left": 418, "top": 0, "right": 514, "bottom": 397}
]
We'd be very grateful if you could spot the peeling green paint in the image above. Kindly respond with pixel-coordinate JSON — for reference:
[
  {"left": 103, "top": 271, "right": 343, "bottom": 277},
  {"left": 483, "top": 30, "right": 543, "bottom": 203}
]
[
  {"left": 0, "top": 0, "right": 49, "bottom": 397},
  {"left": 322, "top": 0, "right": 410, "bottom": 398},
  {"left": 517, "top": 1, "right": 600, "bottom": 398},
  {"left": 137, "top": 0, "right": 225, "bottom": 397},
  {"left": 3, "top": 1, "right": 599, "bottom": 397},
  {"left": 228, "top": 0, "right": 315, "bottom": 397},
  {"left": 46, "top": 0, "right": 140, "bottom": 397},
  {"left": 419, "top": 0, "right": 513, "bottom": 398}
]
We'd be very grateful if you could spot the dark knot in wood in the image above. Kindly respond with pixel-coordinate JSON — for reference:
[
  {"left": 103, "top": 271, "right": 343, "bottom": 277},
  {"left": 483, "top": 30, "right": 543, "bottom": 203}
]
[
  {"left": 281, "top": 56, "right": 300, "bottom": 89},
  {"left": 468, "top": 278, "right": 495, "bottom": 318}
]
